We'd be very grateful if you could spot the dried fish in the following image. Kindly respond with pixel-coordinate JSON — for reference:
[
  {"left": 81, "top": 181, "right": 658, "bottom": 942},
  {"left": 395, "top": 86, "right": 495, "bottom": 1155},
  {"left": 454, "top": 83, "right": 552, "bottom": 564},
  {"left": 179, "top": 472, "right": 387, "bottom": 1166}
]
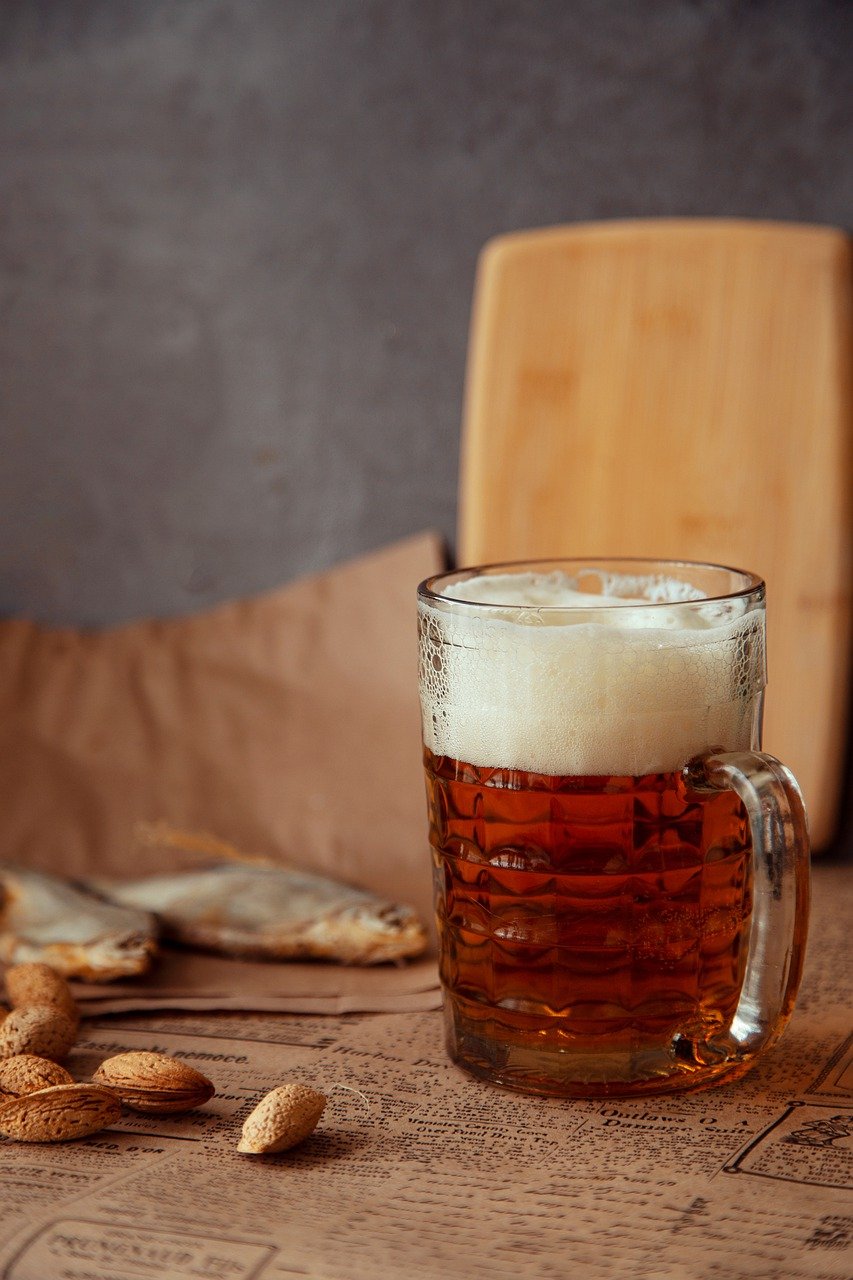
[
  {"left": 92, "top": 864, "right": 428, "bottom": 965},
  {"left": 0, "top": 865, "right": 158, "bottom": 982}
]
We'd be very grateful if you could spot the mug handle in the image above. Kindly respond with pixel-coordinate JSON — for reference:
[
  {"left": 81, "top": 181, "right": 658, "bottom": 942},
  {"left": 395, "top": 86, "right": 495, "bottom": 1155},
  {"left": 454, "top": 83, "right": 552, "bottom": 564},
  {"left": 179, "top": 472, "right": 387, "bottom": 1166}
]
[{"left": 682, "top": 751, "right": 811, "bottom": 1068}]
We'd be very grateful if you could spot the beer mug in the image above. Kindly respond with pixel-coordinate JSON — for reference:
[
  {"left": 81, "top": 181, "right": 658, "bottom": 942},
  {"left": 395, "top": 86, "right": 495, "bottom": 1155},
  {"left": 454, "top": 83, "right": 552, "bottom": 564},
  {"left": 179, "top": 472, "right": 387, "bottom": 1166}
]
[{"left": 417, "top": 559, "right": 810, "bottom": 1097}]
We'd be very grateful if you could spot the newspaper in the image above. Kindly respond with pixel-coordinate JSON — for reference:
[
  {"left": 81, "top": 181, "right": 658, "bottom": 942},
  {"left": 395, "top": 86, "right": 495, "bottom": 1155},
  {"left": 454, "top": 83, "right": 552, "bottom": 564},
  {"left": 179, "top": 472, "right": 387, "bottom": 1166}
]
[{"left": 0, "top": 858, "right": 849, "bottom": 1280}]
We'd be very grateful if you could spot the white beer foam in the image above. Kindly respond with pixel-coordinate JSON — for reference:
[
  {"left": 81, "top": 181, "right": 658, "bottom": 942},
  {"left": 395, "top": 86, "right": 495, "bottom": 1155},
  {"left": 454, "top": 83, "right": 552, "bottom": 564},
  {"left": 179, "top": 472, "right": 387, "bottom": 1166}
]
[
  {"left": 419, "top": 570, "right": 765, "bottom": 777},
  {"left": 440, "top": 569, "right": 707, "bottom": 610}
]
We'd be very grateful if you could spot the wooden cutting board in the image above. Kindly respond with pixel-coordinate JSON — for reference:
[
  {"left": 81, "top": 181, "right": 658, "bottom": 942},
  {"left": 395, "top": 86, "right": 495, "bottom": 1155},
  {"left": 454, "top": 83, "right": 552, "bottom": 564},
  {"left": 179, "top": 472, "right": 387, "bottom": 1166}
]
[{"left": 458, "top": 219, "right": 852, "bottom": 849}]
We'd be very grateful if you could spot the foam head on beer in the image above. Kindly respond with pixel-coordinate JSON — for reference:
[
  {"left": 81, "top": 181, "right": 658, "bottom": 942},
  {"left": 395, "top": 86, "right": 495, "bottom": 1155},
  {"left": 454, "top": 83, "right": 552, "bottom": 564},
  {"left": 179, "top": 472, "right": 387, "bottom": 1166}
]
[{"left": 418, "top": 567, "right": 766, "bottom": 778}]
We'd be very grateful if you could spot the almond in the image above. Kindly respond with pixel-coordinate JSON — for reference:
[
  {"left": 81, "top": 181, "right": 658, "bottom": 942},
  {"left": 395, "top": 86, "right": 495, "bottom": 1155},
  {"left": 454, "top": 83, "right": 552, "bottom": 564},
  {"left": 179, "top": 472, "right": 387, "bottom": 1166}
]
[
  {"left": 93, "top": 1051, "right": 215, "bottom": 1114},
  {"left": 0, "top": 1005, "right": 78, "bottom": 1061},
  {"left": 4, "top": 962, "right": 79, "bottom": 1027},
  {"left": 0, "top": 1054, "right": 74, "bottom": 1098},
  {"left": 237, "top": 1082, "right": 326, "bottom": 1155},
  {"left": 0, "top": 1083, "right": 121, "bottom": 1142}
]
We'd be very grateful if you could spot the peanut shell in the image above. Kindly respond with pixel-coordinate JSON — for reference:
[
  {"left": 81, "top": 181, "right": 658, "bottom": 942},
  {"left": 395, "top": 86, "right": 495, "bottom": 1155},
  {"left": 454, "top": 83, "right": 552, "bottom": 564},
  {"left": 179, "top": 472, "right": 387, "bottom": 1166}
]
[
  {"left": 0, "top": 1005, "right": 78, "bottom": 1061},
  {"left": 0, "top": 1083, "right": 121, "bottom": 1142},
  {"left": 93, "top": 1051, "right": 215, "bottom": 1114},
  {"left": 237, "top": 1082, "right": 326, "bottom": 1154},
  {"left": 0, "top": 1054, "right": 74, "bottom": 1098}
]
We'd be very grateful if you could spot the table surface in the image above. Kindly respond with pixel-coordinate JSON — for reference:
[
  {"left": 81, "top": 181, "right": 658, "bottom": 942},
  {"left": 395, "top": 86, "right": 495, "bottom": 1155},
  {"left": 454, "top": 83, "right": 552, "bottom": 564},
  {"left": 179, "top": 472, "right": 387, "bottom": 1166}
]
[{"left": 0, "top": 853, "right": 849, "bottom": 1280}]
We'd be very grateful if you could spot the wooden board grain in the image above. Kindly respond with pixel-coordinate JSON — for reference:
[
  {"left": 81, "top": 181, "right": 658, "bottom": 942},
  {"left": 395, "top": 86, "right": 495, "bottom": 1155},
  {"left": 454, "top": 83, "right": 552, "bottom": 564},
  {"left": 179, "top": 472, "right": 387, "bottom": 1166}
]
[{"left": 458, "top": 219, "right": 852, "bottom": 848}]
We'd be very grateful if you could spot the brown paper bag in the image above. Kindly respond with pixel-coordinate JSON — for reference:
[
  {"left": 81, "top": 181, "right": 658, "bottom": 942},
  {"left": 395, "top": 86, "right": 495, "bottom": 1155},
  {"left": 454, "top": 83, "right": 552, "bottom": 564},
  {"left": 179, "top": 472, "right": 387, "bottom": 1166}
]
[{"left": 0, "top": 532, "right": 445, "bottom": 1012}]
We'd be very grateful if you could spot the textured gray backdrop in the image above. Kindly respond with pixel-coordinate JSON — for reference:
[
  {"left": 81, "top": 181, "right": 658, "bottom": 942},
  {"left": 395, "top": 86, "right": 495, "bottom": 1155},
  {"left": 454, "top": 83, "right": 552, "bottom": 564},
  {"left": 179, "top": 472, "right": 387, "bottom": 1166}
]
[{"left": 0, "top": 0, "right": 851, "bottom": 625}]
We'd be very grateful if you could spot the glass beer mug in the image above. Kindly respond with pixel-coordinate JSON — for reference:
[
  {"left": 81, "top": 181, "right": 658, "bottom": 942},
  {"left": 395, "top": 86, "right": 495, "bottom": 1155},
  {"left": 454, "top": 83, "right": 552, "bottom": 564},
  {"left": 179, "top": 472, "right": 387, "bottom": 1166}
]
[{"left": 417, "top": 559, "right": 810, "bottom": 1097}]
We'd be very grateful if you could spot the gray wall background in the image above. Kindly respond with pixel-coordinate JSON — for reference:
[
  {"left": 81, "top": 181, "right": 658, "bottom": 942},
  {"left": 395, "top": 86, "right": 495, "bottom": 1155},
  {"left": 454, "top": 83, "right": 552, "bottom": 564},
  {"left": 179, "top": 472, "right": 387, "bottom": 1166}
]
[{"left": 1, "top": 0, "right": 851, "bottom": 626}]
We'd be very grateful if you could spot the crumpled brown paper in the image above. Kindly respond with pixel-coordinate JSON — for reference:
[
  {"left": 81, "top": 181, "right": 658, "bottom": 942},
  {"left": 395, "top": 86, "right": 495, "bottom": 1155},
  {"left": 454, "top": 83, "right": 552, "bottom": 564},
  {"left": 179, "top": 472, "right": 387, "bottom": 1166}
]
[{"left": 0, "top": 532, "right": 444, "bottom": 1013}]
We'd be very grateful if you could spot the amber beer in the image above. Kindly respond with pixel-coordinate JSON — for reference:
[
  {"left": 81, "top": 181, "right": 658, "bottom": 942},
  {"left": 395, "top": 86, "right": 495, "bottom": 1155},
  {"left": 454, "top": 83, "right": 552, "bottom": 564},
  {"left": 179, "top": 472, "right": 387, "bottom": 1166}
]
[
  {"left": 418, "top": 562, "right": 773, "bottom": 1097},
  {"left": 425, "top": 751, "right": 752, "bottom": 1085}
]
